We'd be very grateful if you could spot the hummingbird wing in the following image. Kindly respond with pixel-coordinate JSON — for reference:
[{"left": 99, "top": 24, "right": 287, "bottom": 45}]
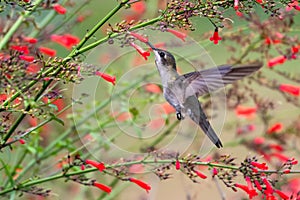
[
  {"left": 183, "top": 95, "right": 223, "bottom": 148},
  {"left": 178, "top": 64, "right": 262, "bottom": 98}
]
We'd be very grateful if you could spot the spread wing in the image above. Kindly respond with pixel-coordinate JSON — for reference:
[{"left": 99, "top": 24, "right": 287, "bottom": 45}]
[{"left": 176, "top": 64, "right": 262, "bottom": 98}]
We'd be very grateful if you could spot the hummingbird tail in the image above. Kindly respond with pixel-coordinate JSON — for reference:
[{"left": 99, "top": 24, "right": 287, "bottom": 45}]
[{"left": 198, "top": 120, "right": 223, "bottom": 148}]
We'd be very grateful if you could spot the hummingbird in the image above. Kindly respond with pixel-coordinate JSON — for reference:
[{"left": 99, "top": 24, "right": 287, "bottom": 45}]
[{"left": 147, "top": 43, "right": 262, "bottom": 148}]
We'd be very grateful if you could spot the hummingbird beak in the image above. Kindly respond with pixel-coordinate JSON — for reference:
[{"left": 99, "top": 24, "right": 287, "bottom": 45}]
[{"left": 145, "top": 41, "right": 160, "bottom": 59}]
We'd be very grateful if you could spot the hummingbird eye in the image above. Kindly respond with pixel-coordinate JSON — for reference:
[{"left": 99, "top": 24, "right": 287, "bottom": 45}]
[{"left": 159, "top": 51, "right": 165, "bottom": 58}]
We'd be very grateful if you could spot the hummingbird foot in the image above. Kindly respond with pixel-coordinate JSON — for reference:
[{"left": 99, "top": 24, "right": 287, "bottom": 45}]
[{"left": 176, "top": 112, "right": 184, "bottom": 120}]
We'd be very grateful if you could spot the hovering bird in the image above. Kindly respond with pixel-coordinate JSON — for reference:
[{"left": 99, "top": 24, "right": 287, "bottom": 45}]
[{"left": 147, "top": 43, "right": 262, "bottom": 148}]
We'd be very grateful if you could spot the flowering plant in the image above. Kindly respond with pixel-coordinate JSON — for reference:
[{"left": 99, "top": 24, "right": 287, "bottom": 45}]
[{"left": 0, "top": 0, "right": 299, "bottom": 199}]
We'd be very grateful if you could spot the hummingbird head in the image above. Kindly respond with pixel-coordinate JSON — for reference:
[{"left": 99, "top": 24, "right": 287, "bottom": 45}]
[
  {"left": 146, "top": 41, "right": 176, "bottom": 70},
  {"left": 152, "top": 48, "right": 177, "bottom": 71}
]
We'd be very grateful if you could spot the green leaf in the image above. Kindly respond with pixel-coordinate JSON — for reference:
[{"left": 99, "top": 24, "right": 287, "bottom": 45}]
[{"left": 50, "top": 113, "right": 64, "bottom": 126}]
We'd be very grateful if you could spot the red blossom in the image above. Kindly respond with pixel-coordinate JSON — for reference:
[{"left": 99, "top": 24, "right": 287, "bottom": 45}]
[
  {"left": 11, "top": 45, "right": 29, "bottom": 54},
  {"left": 194, "top": 170, "right": 207, "bottom": 179},
  {"left": 129, "top": 42, "right": 150, "bottom": 60},
  {"left": 234, "top": 0, "right": 239, "bottom": 10},
  {"left": 85, "top": 159, "right": 106, "bottom": 172},
  {"left": 279, "top": 84, "right": 300, "bottom": 96},
  {"left": 51, "top": 34, "right": 80, "bottom": 49},
  {"left": 129, "top": 178, "right": 151, "bottom": 193},
  {"left": 0, "top": 94, "right": 7, "bottom": 102},
  {"left": 144, "top": 84, "right": 162, "bottom": 93},
  {"left": 236, "top": 11, "right": 243, "bottom": 17},
  {"left": 253, "top": 137, "right": 265, "bottom": 145},
  {"left": 267, "top": 55, "right": 286, "bottom": 68},
  {"left": 271, "top": 152, "right": 289, "bottom": 162},
  {"left": 166, "top": 28, "right": 187, "bottom": 42},
  {"left": 175, "top": 160, "right": 180, "bottom": 170},
  {"left": 274, "top": 190, "right": 289, "bottom": 200},
  {"left": 157, "top": 102, "right": 176, "bottom": 114},
  {"left": 283, "top": 169, "right": 290, "bottom": 174},
  {"left": 95, "top": 71, "right": 116, "bottom": 85},
  {"left": 251, "top": 161, "right": 268, "bottom": 170},
  {"left": 26, "top": 64, "right": 40, "bottom": 74},
  {"left": 245, "top": 177, "right": 258, "bottom": 199},
  {"left": 53, "top": 4, "right": 67, "bottom": 15},
  {"left": 235, "top": 105, "right": 257, "bottom": 118},
  {"left": 76, "top": 15, "right": 86, "bottom": 22},
  {"left": 93, "top": 182, "right": 112, "bottom": 193},
  {"left": 254, "top": 180, "right": 262, "bottom": 191},
  {"left": 267, "top": 123, "right": 283, "bottom": 134},
  {"left": 210, "top": 27, "right": 222, "bottom": 44},
  {"left": 291, "top": 46, "right": 299, "bottom": 54},
  {"left": 19, "top": 55, "right": 34, "bottom": 62},
  {"left": 256, "top": 0, "right": 263, "bottom": 3},
  {"left": 39, "top": 46, "right": 56, "bottom": 56},
  {"left": 268, "top": 143, "right": 284, "bottom": 152},
  {"left": 129, "top": 32, "right": 148, "bottom": 43},
  {"left": 131, "top": 1, "right": 146, "bottom": 14},
  {"left": 19, "top": 139, "right": 26, "bottom": 144},
  {"left": 80, "top": 165, "right": 85, "bottom": 170},
  {"left": 262, "top": 177, "right": 273, "bottom": 194},
  {"left": 290, "top": 157, "right": 298, "bottom": 165},
  {"left": 24, "top": 37, "right": 38, "bottom": 44},
  {"left": 212, "top": 168, "right": 218, "bottom": 177}
]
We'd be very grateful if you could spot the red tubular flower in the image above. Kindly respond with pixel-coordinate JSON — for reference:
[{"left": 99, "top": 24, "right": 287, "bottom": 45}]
[
  {"left": 194, "top": 170, "right": 207, "bottom": 179},
  {"left": 279, "top": 84, "right": 300, "bottom": 96},
  {"left": 129, "top": 178, "right": 151, "bottom": 193},
  {"left": 212, "top": 168, "right": 218, "bottom": 177},
  {"left": 26, "top": 64, "right": 40, "bottom": 74},
  {"left": 274, "top": 190, "right": 289, "bottom": 200},
  {"left": 236, "top": 11, "right": 243, "bottom": 17},
  {"left": 254, "top": 180, "right": 262, "bottom": 191},
  {"left": 93, "top": 182, "right": 112, "bottom": 193},
  {"left": 129, "top": 42, "right": 150, "bottom": 60},
  {"left": 24, "top": 37, "right": 38, "bottom": 44},
  {"left": 80, "top": 165, "right": 85, "bottom": 170},
  {"left": 235, "top": 105, "right": 257, "bottom": 117},
  {"left": 251, "top": 161, "right": 268, "bottom": 170},
  {"left": 175, "top": 160, "right": 180, "bottom": 170},
  {"left": 131, "top": 1, "right": 146, "bottom": 15},
  {"left": 268, "top": 143, "right": 284, "bottom": 152},
  {"left": 85, "top": 159, "right": 106, "bottom": 172},
  {"left": 129, "top": 32, "right": 148, "bottom": 43},
  {"left": 19, "top": 139, "right": 26, "bottom": 144},
  {"left": 245, "top": 177, "right": 258, "bottom": 199},
  {"left": 234, "top": 0, "right": 239, "bottom": 10},
  {"left": 253, "top": 137, "right": 265, "bottom": 145},
  {"left": 144, "top": 84, "right": 162, "bottom": 93},
  {"left": 267, "top": 123, "right": 283, "bottom": 134},
  {"left": 166, "top": 28, "right": 187, "bottom": 42},
  {"left": 271, "top": 152, "right": 289, "bottom": 162},
  {"left": 291, "top": 46, "right": 299, "bottom": 54},
  {"left": 267, "top": 55, "right": 286, "bottom": 68},
  {"left": 53, "top": 4, "right": 67, "bottom": 15},
  {"left": 210, "top": 27, "right": 222, "bottom": 44},
  {"left": 19, "top": 55, "right": 34, "bottom": 62},
  {"left": 95, "top": 71, "right": 116, "bottom": 85},
  {"left": 39, "top": 46, "right": 56, "bottom": 57},
  {"left": 51, "top": 34, "right": 80, "bottom": 49},
  {"left": 262, "top": 177, "right": 273, "bottom": 194},
  {"left": 290, "top": 158, "right": 298, "bottom": 165},
  {"left": 11, "top": 45, "right": 29, "bottom": 54},
  {"left": 256, "top": 0, "right": 263, "bottom": 3},
  {"left": 283, "top": 169, "right": 290, "bottom": 174}
]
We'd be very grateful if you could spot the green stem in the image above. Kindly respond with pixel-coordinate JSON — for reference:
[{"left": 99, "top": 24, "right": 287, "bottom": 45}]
[
  {"left": 2, "top": 158, "right": 299, "bottom": 196},
  {"left": 67, "top": 16, "right": 163, "bottom": 61},
  {"left": 13, "top": 71, "right": 156, "bottom": 183},
  {"left": 1, "top": 0, "right": 130, "bottom": 148},
  {"left": 0, "top": 0, "right": 44, "bottom": 50},
  {"left": 71, "top": 0, "right": 130, "bottom": 52}
]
